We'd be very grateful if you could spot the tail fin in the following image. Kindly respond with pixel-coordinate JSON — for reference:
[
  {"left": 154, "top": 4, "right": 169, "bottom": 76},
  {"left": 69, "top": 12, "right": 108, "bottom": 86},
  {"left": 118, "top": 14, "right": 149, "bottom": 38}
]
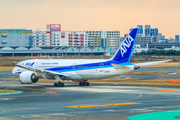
[{"left": 112, "top": 28, "right": 138, "bottom": 63}]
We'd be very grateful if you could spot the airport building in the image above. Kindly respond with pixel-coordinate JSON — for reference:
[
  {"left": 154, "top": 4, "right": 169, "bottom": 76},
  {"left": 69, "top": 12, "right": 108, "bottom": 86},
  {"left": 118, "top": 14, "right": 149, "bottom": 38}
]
[
  {"left": 33, "top": 24, "right": 120, "bottom": 48},
  {"left": 33, "top": 31, "right": 88, "bottom": 47},
  {"left": 86, "top": 31, "right": 120, "bottom": 48},
  {"left": 0, "top": 46, "right": 117, "bottom": 57},
  {"left": 33, "top": 31, "right": 50, "bottom": 47},
  {"left": 0, "top": 29, "right": 32, "bottom": 47}
]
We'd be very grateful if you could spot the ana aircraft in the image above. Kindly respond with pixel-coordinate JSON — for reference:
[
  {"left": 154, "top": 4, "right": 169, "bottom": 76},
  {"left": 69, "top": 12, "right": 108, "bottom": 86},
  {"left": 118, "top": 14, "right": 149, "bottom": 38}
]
[{"left": 12, "top": 28, "right": 170, "bottom": 87}]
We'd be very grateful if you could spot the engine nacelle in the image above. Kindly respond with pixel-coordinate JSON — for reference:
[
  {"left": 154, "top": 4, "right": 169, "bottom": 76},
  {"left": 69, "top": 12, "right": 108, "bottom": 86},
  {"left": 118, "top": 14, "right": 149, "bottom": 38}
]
[{"left": 19, "top": 71, "right": 39, "bottom": 84}]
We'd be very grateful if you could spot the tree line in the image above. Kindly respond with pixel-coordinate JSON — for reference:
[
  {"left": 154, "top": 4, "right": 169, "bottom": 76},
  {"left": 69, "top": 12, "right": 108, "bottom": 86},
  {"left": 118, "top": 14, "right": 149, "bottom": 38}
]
[{"left": 134, "top": 50, "right": 180, "bottom": 56}]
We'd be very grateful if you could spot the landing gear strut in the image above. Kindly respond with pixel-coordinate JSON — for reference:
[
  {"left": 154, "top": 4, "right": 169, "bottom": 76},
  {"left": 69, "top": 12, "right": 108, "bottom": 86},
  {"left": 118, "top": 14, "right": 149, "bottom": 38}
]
[
  {"left": 79, "top": 81, "right": 90, "bottom": 86},
  {"left": 54, "top": 75, "right": 64, "bottom": 87}
]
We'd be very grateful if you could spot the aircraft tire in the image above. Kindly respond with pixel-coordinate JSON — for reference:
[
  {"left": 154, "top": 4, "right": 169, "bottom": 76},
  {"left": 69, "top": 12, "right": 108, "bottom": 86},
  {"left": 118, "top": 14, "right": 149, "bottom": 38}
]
[
  {"left": 61, "top": 83, "right": 64, "bottom": 87},
  {"left": 54, "top": 82, "right": 64, "bottom": 87},
  {"left": 54, "top": 83, "right": 58, "bottom": 87},
  {"left": 85, "top": 82, "right": 89, "bottom": 86},
  {"left": 79, "top": 82, "right": 83, "bottom": 86}
]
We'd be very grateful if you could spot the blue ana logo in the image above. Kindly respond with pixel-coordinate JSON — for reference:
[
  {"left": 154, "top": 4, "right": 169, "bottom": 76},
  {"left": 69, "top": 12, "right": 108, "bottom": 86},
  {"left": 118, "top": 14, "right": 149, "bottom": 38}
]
[
  {"left": 120, "top": 35, "right": 134, "bottom": 57},
  {"left": 25, "top": 62, "right": 35, "bottom": 66}
]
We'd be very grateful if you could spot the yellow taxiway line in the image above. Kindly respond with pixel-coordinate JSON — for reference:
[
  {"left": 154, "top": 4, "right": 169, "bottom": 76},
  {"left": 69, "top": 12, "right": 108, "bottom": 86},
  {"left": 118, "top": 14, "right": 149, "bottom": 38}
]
[{"left": 67, "top": 102, "right": 142, "bottom": 108}]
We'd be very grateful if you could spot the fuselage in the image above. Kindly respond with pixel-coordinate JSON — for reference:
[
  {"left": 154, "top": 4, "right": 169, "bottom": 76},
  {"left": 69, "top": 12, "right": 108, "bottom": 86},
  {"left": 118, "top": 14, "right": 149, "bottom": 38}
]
[{"left": 12, "top": 59, "right": 134, "bottom": 81}]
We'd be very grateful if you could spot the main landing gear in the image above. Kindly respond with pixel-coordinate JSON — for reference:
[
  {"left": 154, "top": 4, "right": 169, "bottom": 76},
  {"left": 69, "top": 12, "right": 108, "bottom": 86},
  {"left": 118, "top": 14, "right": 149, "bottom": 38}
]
[
  {"left": 54, "top": 75, "right": 64, "bottom": 87},
  {"left": 79, "top": 81, "right": 90, "bottom": 86},
  {"left": 54, "top": 81, "right": 64, "bottom": 87}
]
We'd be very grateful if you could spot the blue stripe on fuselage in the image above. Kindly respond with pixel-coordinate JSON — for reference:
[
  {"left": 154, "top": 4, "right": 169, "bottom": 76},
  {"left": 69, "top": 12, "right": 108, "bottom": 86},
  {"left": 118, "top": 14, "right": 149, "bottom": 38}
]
[{"left": 44, "top": 60, "right": 134, "bottom": 73}]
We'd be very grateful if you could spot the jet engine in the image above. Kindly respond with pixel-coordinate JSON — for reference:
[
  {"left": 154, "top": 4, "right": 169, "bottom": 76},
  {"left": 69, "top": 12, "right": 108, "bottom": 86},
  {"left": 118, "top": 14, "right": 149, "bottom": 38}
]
[{"left": 19, "top": 71, "right": 39, "bottom": 84}]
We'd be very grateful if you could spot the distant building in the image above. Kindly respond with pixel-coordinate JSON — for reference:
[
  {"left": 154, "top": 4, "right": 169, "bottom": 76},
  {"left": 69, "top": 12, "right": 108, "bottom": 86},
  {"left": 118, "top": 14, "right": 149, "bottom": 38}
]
[
  {"left": 86, "top": 31, "right": 120, "bottom": 48},
  {"left": 137, "top": 25, "right": 143, "bottom": 34},
  {"left": 145, "top": 25, "right": 151, "bottom": 29},
  {"left": 159, "top": 39, "right": 168, "bottom": 43},
  {"left": 133, "top": 44, "right": 148, "bottom": 53},
  {"left": 0, "top": 29, "right": 32, "bottom": 47},
  {"left": 33, "top": 31, "right": 50, "bottom": 47},
  {"left": 139, "top": 36, "right": 152, "bottom": 48},
  {"left": 46, "top": 24, "right": 61, "bottom": 32},
  {"left": 158, "top": 33, "right": 165, "bottom": 40},
  {"left": 106, "top": 37, "right": 120, "bottom": 48},
  {"left": 33, "top": 31, "right": 88, "bottom": 47},
  {"left": 168, "top": 37, "right": 175, "bottom": 43},
  {"left": 175, "top": 35, "right": 180, "bottom": 43},
  {"left": 145, "top": 28, "right": 158, "bottom": 36},
  {"left": 120, "top": 37, "right": 124, "bottom": 44},
  {"left": 151, "top": 36, "right": 159, "bottom": 43},
  {"left": 124, "top": 34, "right": 128, "bottom": 38},
  {"left": 134, "top": 34, "right": 141, "bottom": 45}
]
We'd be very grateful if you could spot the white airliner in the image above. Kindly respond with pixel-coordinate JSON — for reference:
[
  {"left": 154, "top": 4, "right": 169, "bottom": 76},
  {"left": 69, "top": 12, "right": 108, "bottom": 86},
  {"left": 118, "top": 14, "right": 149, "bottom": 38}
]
[{"left": 12, "top": 28, "right": 170, "bottom": 87}]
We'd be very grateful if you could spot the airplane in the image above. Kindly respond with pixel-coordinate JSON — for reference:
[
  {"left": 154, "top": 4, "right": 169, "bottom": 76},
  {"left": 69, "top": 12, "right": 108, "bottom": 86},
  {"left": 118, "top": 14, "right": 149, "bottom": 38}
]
[{"left": 12, "top": 28, "right": 170, "bottom": 87}]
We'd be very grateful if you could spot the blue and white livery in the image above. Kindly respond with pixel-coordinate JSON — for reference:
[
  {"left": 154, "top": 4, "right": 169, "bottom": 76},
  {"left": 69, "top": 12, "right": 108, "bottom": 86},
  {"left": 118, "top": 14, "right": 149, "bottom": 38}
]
[{"left": 12, "top": 28, "right": 170, "bottom": 87}]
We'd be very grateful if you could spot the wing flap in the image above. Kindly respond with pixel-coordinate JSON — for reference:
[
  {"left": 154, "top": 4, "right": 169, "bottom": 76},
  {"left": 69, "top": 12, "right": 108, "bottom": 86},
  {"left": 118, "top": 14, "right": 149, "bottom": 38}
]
[{"left": 36, "top": 68, "right": 69, "bottom": 77}]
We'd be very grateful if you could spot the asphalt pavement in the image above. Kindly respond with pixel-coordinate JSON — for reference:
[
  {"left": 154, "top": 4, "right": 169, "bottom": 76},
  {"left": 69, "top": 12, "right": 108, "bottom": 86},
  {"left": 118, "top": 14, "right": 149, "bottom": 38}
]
[{"left": 1, "top": 80, "right": 180, "bottom": 120}]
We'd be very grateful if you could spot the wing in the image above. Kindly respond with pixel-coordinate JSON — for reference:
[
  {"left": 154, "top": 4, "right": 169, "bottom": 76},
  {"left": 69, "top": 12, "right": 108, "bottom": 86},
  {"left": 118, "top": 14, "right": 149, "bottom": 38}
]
[
  {"left": 134, "top": 59, "right": 172, "bottom": 67},
  {"left": 35, "top": 68, "right": 69, "bottom": 77},
  {"left": 12, "top": 62, "right": 69, "bottom": 77}
]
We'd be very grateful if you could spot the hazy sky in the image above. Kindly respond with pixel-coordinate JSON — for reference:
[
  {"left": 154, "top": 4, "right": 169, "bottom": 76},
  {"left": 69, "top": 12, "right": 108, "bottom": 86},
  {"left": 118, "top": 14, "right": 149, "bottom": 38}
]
[{"left": 0, "top": 0, "right": 180, "bottom": 38}]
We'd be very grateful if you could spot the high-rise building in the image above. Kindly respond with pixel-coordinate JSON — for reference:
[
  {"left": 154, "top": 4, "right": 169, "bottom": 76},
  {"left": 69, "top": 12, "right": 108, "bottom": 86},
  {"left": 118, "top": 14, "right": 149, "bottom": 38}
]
[
  {"left": 137, "top": 25, "right": 143, "bottom": 34},
  {"left": 145, "top": 28, "right": 158, "bottom": 36},
  {"left": 0, "top": 29, "right": 32, "bottom": 47},
  {"left": 175, "top": 35, "right": 180, "bottom": 43}
]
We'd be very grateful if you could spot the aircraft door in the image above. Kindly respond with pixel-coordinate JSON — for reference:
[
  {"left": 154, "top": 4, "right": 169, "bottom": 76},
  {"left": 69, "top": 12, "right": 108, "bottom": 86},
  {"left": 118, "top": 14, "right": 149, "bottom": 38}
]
[
  {"left": 34, "top": 62, "right": 39, "bottom": 69},
  {"left": 99, "top": 63, "right": 104, "bottom": 72},
  {"left": 72, "top": 63, "right": 76, "bottom": 71}
]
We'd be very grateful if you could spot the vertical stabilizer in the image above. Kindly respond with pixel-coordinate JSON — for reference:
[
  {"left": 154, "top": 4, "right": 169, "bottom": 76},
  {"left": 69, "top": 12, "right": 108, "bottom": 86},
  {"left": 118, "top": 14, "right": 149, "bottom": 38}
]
[{"left": 112, "top": 28, "right": 138, "bottom": 63}]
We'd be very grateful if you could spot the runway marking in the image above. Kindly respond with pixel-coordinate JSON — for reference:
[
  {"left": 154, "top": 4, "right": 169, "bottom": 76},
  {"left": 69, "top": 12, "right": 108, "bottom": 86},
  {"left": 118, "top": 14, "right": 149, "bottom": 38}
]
[
  {"left": 50, "top": 87, "right": 137, "bottom": 93},
  {"left": 67, "top": 102, "right": 142, "bottom": 108},
  {"left": 153, "top": 89, "right": 180, "bottom": 92}
]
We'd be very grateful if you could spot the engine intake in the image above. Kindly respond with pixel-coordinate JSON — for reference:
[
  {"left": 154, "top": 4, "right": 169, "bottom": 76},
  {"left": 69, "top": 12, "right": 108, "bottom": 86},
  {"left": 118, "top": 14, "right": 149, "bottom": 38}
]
[{"left": 19, "top": 71, "right": 39, "bottom": 84}]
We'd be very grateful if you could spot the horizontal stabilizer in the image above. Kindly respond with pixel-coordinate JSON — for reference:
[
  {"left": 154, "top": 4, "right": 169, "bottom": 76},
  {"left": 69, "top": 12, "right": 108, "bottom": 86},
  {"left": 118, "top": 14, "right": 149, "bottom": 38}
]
[
  {"left": 111, "top": 63, "right": 130, "bottom": 69},
  {"left": 135, "top": 60, "right": 172, "bottom": 67}
]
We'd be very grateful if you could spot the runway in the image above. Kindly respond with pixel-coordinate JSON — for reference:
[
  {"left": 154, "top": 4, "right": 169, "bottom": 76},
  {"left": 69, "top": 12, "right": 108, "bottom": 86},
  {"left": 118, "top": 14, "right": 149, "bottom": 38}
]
[{"left": 1, "top": 80, "right": 180, "bottom": 120}]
